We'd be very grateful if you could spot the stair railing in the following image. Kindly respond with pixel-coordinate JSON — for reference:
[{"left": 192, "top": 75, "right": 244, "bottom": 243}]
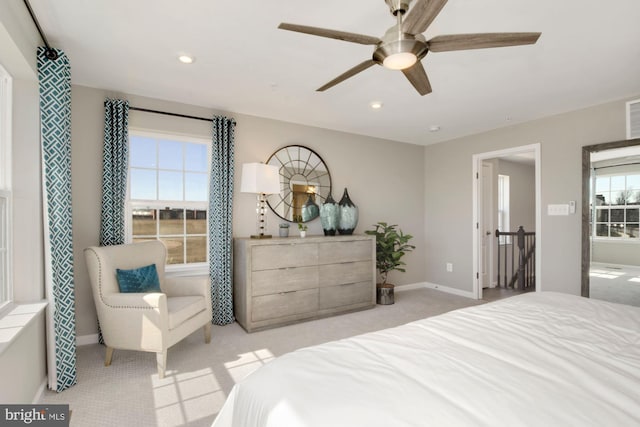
[{"left": 495, "top": 226, "right": 535, "bottom": 289}]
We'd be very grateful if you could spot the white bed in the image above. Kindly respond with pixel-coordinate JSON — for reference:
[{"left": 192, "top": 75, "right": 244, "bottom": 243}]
[{"left": 213, "top": 292, "right": 640, "bottom": 426}]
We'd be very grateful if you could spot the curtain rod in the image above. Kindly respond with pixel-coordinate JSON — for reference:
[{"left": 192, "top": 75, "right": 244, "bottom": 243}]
[
  {"left": 23, "top": 0, "right": 58, "bottom": 60},
  {"left": 129, "top": 106, "right": 213, "bottom": 123}
]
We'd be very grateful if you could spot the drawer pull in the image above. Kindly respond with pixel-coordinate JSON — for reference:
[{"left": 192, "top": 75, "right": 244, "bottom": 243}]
[{"left": 279, "top": 290, "right": 296, "bottom": 295}]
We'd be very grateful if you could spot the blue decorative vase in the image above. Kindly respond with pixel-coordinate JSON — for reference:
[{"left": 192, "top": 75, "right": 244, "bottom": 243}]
[
  {"left": 338, "top": 188, "right": 358, "bottom": 235},
  {"left": 320, "top": 193, "right": 339, "bottom": 236},
  {"left": 301, "top": 194, "right": 319, "bottom": 222}
]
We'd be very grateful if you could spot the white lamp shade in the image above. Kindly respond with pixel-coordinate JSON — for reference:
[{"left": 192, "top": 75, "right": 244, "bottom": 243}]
[{"left": 240, "top": 163, "right": 281, "bottom": 194}]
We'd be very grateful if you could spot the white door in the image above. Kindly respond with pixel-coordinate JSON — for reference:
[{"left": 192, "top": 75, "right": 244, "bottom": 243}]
[{"left": 481, "top": 162, "right": 494, "bottom": 288}]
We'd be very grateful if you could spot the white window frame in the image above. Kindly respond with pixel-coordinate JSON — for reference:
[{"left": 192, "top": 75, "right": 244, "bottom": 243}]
[
  {"left": 592, "top": 172, "right": 640, "bottom": 242},
  {"left": 127, "top": 130, "right": 210, "bottom": 274},
  {"left": 0, "top": 62, "right": 13, "bottom": 311},
  {"left": 497, "top": 174, "right": 510, "bottom": 245}
]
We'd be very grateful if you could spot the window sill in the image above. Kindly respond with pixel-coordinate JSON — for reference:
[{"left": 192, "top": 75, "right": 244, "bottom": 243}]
[
  {"left": 0, "top": 301, "right": 48, "bottom": 356},
  {"left": 165, "top": 264, "right": 208, "bottom": 277}
]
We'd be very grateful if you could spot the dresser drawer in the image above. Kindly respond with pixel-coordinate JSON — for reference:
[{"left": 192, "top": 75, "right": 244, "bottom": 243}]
[
  {"left": 252, "top": 266, "right": 319, "bottom": 296},
  {"left": 319, "top": 281, "right": 373, "bottom": 309},
  {"left": 319, "top": 261, "right": 373, "bottom": 287},
  {"left": 252, "top": 243, "right": 318, "bottom": 271},
  {"left": 252, "top": 289, "right": 319, "bottom": 322},
  {"left": 318, "top": 240, "right": 373, "bottom": 264}
]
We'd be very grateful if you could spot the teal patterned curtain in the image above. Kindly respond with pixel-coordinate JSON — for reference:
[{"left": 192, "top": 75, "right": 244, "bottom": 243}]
[
  {"left": 99, "top": 99, "right": 129, "bottom": 246},
  {"left": 38, "top": 47, "right": 77, "bottom": 392},
  {"left": 209, "top": 116, "right": 236, "bottom": 325}
]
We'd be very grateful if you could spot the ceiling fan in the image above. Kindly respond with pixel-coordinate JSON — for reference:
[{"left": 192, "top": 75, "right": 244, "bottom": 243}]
[{"left": 278, "top": 0, "right": 541, "bottom": 96}]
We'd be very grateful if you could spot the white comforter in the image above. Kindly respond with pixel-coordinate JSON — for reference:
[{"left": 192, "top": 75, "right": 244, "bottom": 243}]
[{"left": 213, "top": 292, "right": 640, "bottom": 426}]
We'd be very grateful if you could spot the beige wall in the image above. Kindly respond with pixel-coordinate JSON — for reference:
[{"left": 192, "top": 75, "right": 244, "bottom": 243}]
[
  {"left": 1, "top": 0, "right": 47, "bottom": 403},
  {"left": 71, "top": 85, "right": 426, "bottom": 337},
  {"left": 592, "top": 241, "right": 640, "bottom": 266},
  {"left": 498, "top": 159, "right": 536, "bottom": 232},
  {"left": 0, "top": 314, "right": 46, "bottom": 403},
  {"left": 424, "top": 95, "right": 639, "bottom": 295}
]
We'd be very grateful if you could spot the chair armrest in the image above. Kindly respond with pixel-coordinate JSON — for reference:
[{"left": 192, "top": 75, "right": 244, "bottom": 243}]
[
  {"left": 163, "top": 275, "right": 209, "bottom": 298},
  {"left": 98, "top": 293, "right": 169, "bottom": 352},
  {"left": 102, "top": 292, "right": 167, "bottom": 312}
]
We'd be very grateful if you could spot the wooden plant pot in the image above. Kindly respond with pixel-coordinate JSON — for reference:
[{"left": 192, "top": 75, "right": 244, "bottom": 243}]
[{"left": 376, "top": 283, "right": 395, "bottom": 305}]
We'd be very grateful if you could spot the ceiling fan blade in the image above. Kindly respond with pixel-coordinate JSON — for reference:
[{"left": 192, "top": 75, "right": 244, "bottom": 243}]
[
  {"left": 402, "top": 0, "right": 448, "bottom": 35},
  {"left": 317, "top": 59, "right": 377, "bottom": 92},
  {"left": 278, "top": 23, "right": 380, "bottom": 45},
  {"left": 402, "top": 61, "right": 432, "bottom": 96},
  {"left": 428, "top": 32, "right": 541, "bottom": 52}
]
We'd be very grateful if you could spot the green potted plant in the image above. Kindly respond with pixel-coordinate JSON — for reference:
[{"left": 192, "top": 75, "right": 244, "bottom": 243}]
[
  {"left": 365, "top": 222, "right": 415, "bottom": 305},
  {"left": 297, "top": 222, "right": 308, "bottom": 238}
]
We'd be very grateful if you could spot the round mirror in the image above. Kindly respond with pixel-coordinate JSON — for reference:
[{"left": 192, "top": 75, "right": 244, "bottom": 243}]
[{"left": 266, "top": 145, "right": 332, "bottom": 223}]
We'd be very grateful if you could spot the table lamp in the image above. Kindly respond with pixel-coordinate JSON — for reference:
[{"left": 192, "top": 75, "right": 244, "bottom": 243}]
[{"left": 240, "top": 163, "right": 280, "bottom": 238}]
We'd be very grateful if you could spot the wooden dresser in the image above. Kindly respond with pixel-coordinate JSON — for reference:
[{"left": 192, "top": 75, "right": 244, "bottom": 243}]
[{"left": 233, "top": 235, "right": 375, "bottom": 332}]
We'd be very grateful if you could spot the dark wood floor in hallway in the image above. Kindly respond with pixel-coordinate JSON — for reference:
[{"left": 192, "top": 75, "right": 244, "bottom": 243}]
[{"left": 482, "top": 286, "right": 535, "bottom": 303}]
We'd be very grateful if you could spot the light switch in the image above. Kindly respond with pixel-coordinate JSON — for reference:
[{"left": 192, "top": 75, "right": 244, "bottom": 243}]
[
  {"left": 548, "top": 204, "right": 569, "bottom": 216},
  {"left": 569, "top": 201, "right": 576, "bottom": 214}
]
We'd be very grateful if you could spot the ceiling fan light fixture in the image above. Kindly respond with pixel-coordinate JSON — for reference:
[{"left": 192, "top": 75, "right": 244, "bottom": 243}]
[
  {"left": 383, "top": 52, "right": 417, "bottom": 70},
  {"left": 374, "top": 35, "right": 427, "bottom": 70}
]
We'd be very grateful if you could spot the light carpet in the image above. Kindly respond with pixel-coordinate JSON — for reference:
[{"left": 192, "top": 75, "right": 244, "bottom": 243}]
[
  {"left": 590, "top": 263, "right": 640, "bottom": 307},
  {"left": 39, "top": 288, "right": 484, "bottom": 427}
]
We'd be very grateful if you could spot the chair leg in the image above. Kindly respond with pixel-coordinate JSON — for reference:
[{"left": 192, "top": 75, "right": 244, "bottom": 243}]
[
  {"left": 157, "top": 350, "right": 167, "bottom": 379},
  {"left": 105, "top": 347, "right": 114, "bottom": 367},
  {"left": 204, "top": 323, "right": 212, "bottom": 344}
]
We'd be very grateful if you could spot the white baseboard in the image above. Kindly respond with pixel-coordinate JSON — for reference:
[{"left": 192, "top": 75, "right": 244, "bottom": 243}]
[
  {"left": 77, "top": 333, "right": 99, "bottom": 346},
  {"left": 394, "top": 282, "right": 429, "bottom": 292},
  {"left": 396, "top": 282, "right": 476, "bottom": 299},
  {"left": 32, "top": 377, "right": 48, "bottom": 403}
]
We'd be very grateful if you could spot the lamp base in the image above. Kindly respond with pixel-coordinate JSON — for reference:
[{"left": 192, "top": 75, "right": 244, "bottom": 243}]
[{"left": 250, "top": 234, "right": 272, "bottom": 239}]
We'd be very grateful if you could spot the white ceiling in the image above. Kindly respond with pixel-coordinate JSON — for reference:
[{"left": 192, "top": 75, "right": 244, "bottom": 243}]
[{"left": 29, "top": 0, "right": 640, "bottom": 146}]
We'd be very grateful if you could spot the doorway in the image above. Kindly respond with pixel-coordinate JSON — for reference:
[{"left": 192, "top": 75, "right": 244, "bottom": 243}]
[
  {"left": 582, "top": 139, "right": 640, "bottom": 306},
  {"left": 472, "top": 143, "right": 542, "bottom": 300}
]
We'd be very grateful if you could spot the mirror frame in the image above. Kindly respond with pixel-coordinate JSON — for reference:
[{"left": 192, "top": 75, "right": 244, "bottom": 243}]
[
  {"left": 265, "top": 145, "right": 332, "bottom": 223},
  {"left": 581, "top": 137, "right": 640, "bottom": 297}
]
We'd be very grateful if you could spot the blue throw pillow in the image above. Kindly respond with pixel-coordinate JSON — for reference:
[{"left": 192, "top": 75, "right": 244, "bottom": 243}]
[{"left": 116, "top": 264, "right": 161, "bottom": 293}]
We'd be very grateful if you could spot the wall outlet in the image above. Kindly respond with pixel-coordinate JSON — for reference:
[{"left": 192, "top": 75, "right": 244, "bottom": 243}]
[{"left": 446, "top": 263, "right": 453, "bottom": 272}]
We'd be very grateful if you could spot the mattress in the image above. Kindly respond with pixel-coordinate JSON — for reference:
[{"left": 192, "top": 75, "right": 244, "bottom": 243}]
[{"left": 212, "top": 292, "right": 640, "bottom": 426}]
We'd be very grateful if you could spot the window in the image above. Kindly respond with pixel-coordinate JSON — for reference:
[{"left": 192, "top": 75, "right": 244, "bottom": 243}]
[
  {"left": 128, "top": 132, "right": 209, "bottom": 268},
  {"left": 497, "top": 174, "right": 510, "bottom": 245},
  {"left": 0, "top": 63, "right": 12, "bottom": 309},
  {"left": 593, "top": 173, "right": 640, "bottom": 239}
]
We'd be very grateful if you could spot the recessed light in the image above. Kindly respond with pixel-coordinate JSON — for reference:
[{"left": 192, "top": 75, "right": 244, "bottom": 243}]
[
  {"left": 178, "top": 55, "right": 194, "bottom": 64},
  {"left": 429, "top": 125, "right": 441, "bottom": 132},
  {"left": 370, "top": 101, "right": 383, "bottom": 110}
]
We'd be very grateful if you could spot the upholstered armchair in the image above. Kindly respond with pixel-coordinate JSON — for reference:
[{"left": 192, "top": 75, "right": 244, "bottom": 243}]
[{"left": 84, "top": 240, "right": 212, "bottom": 378}]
